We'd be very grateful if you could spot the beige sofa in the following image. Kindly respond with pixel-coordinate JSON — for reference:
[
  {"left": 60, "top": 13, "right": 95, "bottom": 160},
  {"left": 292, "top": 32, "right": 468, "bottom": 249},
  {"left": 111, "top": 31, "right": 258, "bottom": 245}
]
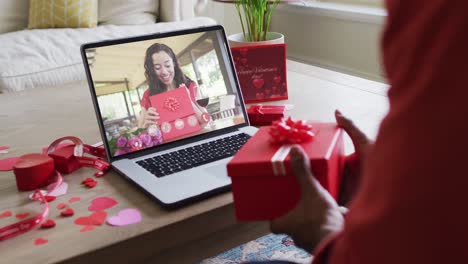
[{"left": 0, "top": 0, "right": 214, "bottom": 93}]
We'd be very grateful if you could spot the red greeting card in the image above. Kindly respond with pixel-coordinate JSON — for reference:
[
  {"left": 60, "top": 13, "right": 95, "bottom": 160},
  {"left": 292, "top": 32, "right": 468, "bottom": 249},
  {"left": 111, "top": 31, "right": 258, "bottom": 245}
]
[
  {"left": 231, "top": 44, "right": 288, "bottom": 103},
  {"left": 149, "top": 88, "right": 201, "bottom": 141}
]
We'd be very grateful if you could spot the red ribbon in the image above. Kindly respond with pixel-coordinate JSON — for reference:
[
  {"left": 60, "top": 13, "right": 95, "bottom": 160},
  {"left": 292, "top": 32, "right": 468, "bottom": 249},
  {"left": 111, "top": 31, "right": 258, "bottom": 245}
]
[
  {"left": 0, "top": 190, "right": 49, "bottom": 241},
  {"left": 269, "top": 117, "right": 315, "bottom": 144},
  {"left": 252, "top": 104, "right": 265, "bottom": 115},
  {"left": 163, "top": 97, "right": 180, "bottom": 112}
]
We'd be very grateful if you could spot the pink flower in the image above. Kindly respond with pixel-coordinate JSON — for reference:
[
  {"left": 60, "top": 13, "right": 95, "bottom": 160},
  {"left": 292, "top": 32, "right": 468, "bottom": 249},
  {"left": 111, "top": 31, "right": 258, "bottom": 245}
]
[
  {"left": 117, "top": 136, "right": 128, "bottom": 148},
  {"left": 139, "top": 133, "right": 152, "bottom": 147},
  {"left": 128, "top": 136, "right": 143, "bottom": 150}
]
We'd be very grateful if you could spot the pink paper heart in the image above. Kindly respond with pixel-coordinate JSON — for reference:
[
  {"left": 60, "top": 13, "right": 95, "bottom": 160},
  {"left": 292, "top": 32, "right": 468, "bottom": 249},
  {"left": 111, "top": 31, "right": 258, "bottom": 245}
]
[
  {"left": 253, "top": 79, "right": 264, "bottom": 89},
  {"left": 0, "top": 157, "right": 19, "bottom": 171},
  {"left": 107, "top": 208, "right": 142, "bottom": 226},
  {"left": 273, "top": 76, "right": 282, "bottom": 84},
  {"left": 240, "top": 48, "right": 248, "bottom": 57},
  {"left": 88, "top": 197, "right": 118, "bottom": 212},
  {"left": 47, "top": 182, "right": 68, "bottom": 197}
]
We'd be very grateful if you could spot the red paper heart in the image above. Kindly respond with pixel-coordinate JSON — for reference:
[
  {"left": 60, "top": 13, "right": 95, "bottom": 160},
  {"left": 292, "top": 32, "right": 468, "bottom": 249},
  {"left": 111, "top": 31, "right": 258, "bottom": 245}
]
[
  {"left": 0, "top": 157, "right": 19, "bottom": 171},
  {"left": 69, "top": 197, "right": 81, "bottom": 203},
  {"left": 57, "top": 203, "right": 67, "bottom": 210},
  {"left": 253, "top": 79, "right": 264, "bottom": 89},
  {"left": 81, "top": 178, "right": 95, "bottom": 184},
  {"left": 61, "top": 208, "right": 74, "bottom": 217},
  {"left": 88, "top": 197, "right": 118, "bottom": 212},
  {"left": 16, "top": 213, "right": 30, "bottom": 219},
  {"left": 80, "top": 225, "right": 95, "bottom": 232},
  {"left": 240, "top": 48, "right": 248, "bottom": 57},
  {"left": 44, "top": 196, "right": 56, "bottom": 202},
  {"left": 0, "top": 210, "right": 12, "bottom": 219},
  {"left": 41, "top": 219, "right": 56, "bottom": 229},
  {"left": 34, "top": 238, "right": 48, "bottom": 245},
  {"left": 256, "top": 93, "right": 265, "bottom": 100},
  {"left": 265, "top": 89, "right": 271, "bottom": 95},
  {"left": 74, "top": 211, "right": 107, "bottom": 226},
  {"left": 94, "top": 171, "right": 105, "bottom": 178},
  {"left": 273, "top": 76, "right": 282, "bottom": 84},
  {"left": 84, "top": 181, "right": 97, "bottom": 188}
]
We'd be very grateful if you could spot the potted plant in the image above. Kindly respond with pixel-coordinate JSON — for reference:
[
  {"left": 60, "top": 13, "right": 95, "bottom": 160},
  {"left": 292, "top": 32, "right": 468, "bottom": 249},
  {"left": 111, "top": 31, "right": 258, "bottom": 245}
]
[
  {"left": 212, "top": 0, "right": 295, "bottom": 103},
  {"left": 213, "top": 0, "right": 295, "bottom": 46}
]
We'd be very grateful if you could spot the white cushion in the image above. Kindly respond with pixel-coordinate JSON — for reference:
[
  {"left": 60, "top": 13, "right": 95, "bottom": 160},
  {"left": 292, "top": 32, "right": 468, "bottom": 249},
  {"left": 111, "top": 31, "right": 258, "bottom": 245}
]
[
  {"left": 0, "top": 17, "right": 217, "bottom": 93},
  {"left": 0, "top": 0, "right": 29, "bottom": 34},
  {"left": 99, "top": 0, "right": 159, "bottom": 25}
]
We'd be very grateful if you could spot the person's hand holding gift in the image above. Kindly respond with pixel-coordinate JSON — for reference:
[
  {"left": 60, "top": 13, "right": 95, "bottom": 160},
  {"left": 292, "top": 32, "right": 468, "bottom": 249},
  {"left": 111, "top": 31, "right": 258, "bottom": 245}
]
[{"left": 270, "top": 110, "right": 371, "bottom": 252}]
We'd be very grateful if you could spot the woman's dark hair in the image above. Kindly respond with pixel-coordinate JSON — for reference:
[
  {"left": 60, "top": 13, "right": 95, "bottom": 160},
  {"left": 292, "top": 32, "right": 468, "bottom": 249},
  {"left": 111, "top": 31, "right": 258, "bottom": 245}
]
[{"left": 144, "top": 43, "right": 191, "bottom": 96}]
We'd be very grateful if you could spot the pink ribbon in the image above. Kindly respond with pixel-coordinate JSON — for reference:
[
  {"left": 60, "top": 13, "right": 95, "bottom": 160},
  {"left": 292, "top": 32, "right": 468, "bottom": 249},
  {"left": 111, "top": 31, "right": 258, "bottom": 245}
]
[{"left": 163, "top": 97, "right": 180, "bottom": 112}]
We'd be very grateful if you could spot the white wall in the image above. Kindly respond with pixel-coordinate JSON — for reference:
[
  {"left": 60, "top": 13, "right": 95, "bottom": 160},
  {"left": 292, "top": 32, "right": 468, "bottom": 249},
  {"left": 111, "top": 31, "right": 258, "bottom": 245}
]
[{"left": 197, "top": 2, "right": 386, "bottom": 82}]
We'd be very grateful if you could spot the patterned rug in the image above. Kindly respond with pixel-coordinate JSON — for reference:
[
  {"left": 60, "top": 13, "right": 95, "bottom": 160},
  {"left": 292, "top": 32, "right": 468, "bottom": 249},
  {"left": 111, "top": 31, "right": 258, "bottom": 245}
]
[{"left": 199, "top": 234, "right": 312, "bottom": 264}]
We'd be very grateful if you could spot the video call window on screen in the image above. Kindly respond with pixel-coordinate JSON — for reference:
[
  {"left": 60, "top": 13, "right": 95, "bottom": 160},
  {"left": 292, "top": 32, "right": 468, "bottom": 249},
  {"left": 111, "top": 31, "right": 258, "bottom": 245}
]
[{"left": 86, "top": 30, "right": 245, "bottom": 157}]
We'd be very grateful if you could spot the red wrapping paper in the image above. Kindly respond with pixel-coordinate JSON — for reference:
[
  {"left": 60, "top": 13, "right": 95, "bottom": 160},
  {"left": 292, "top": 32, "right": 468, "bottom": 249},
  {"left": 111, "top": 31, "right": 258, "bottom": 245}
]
[
  {"left": 227, "top": 123, "right": 345, "bottom": 221},
  {"left": 150, "top": 88, "right": 201, "bottom": 141},
  {"left": 247, "top": 105, "right": 286, "bottom": 126}
]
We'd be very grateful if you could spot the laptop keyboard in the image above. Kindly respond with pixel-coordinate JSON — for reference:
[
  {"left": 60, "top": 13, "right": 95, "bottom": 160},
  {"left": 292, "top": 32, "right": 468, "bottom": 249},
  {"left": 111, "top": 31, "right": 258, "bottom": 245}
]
[{"left": 136, "top": 133, "right": 251, "bottom": 178}]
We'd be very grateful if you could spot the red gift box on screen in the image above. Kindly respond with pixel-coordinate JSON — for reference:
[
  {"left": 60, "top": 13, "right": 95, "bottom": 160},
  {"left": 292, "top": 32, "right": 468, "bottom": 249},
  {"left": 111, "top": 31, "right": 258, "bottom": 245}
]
[
  {"left": 231, "top": 44, "right": 288, "bottom": 103},
  {"left": 150, "top": 88, "right": 201, "bottom": 141},
  {"left": 227, "top": 121, "right": 345, "bottom": 221},
  {"left": 247, "top": 105, "right": 286, "bottom": 126}
]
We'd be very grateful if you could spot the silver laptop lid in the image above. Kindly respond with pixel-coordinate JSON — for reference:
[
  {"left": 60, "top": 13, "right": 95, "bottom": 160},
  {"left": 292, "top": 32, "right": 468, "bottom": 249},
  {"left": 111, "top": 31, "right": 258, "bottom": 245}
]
[{"left": 81, "top": 25, "right": 249, "bottom": 162}]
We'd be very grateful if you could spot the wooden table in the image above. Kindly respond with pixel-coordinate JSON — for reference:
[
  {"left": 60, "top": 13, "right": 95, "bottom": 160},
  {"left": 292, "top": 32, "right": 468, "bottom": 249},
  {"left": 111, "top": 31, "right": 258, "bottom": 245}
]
[{"left": 0, "top": 60, "right": 388, "bottom": 263}]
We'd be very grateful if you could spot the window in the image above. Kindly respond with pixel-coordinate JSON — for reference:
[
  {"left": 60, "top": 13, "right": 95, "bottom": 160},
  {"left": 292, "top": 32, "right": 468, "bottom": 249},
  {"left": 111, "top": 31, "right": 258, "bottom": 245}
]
[{"left": 315, "top": 0, "right": 383, "bottom": 8}]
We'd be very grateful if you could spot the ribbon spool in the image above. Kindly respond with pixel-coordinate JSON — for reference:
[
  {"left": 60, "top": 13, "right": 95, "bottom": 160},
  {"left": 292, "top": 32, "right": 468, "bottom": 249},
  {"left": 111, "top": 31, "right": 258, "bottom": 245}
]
[{"left": 13, "top": 154, "right": 55, "bottom": 191}]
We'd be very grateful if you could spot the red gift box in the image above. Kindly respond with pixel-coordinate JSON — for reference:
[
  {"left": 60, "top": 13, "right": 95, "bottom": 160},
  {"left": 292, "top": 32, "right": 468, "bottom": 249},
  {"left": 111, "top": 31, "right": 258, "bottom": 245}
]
[
  {"left": 247, "top": 105, "right": 286, "bottom": 126},
  {"left": 227, "top": 122, "right": 345, "bottom": 221},
  {"left": 150, "top": 88, "right": 201, "bottom": 141},
  {"left": 231, "top": 44, "right": 288, "bottom": 103}
]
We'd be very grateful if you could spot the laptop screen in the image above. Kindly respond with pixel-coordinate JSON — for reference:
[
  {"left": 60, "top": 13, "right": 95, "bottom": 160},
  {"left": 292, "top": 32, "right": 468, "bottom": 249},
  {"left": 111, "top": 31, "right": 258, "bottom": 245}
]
[{"left": 83, "top": 27, "right": 247, "bottom": 158}]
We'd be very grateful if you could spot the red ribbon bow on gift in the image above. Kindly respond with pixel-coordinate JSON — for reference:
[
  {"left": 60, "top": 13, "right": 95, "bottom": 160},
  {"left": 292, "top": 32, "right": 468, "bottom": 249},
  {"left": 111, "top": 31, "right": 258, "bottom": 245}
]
[
  {"left": 163, "top": 97, "right": 181, "bottom": 112},
  {"left": 269, "top": 117, "right": 315, "bottom": 144}
]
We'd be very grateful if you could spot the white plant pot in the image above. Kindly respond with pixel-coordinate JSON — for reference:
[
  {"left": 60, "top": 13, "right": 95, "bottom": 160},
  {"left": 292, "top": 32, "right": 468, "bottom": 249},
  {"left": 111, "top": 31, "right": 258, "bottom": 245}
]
[{"left": 228, "top": 32, "right": 285, "bottom": 48}]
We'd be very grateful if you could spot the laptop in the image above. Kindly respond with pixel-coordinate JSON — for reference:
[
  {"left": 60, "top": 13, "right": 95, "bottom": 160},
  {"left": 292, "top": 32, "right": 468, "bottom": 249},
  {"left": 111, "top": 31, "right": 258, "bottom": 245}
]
[{"left": 81, "top": 25, "right": 257, "bottom": 207}]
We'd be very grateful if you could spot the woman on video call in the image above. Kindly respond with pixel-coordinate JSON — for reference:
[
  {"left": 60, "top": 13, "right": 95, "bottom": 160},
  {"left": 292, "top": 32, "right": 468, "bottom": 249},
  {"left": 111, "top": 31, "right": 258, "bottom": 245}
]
[{"left": 138, "top": 43, "right": 207, "bottom": 128}]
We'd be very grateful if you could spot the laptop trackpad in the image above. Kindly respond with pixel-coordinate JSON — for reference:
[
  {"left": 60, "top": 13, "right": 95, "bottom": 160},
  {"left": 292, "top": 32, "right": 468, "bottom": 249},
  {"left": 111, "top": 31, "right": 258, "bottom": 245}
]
[{"left": 204, "top": 164, "right": 230, "bottom": 181}]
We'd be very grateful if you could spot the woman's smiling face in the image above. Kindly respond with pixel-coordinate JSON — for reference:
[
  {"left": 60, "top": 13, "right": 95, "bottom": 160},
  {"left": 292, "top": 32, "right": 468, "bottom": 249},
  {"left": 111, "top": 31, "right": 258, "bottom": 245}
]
[{"left": 152, "top": 51, "right": 175, "bottom": 86}]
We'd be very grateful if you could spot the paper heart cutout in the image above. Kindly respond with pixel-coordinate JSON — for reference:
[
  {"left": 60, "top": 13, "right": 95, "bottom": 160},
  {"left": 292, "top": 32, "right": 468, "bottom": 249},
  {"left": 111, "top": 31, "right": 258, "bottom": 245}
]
[
  {"left": 107, "top": 208, "right": 142, "bottom": 227},
  {"left": 80, "top": 225, "right": 95, "bottom": 232},
  {"left": 81, "top": 178, "right": 94, "bottom": 184},
  {"left": 256, "top": 93, "right": 265, "bottom": 100},
  {"left": 253, "top": 79, "right": 264, "bottom": 89},
  {"left": 241, "top": 58, "right": 248, "bottom": 65},
  {"left": 74, "top": 211, "right": 107, "bottom": 226},
  {"left": 16, "top": 213, "right": 30, "bottom": 219},
  {"left": 84, "top": 181, "right": 97, "bottom": 188},
  {"left": 57, "top": 203, "right": 67, "bottom": 210},
  {"left": 94, "top": 171, "right": 105, "bottom": 178},
  {"left": 0, "top": 210, "right": 12, "bottom": 219},
  {"left": 47, "top": 182, "right": 68, "bottom": 197},
  {"left": 69, "top": 197, "right": 81, "bottom": 203},
  {"left": 0, "top": 157, "right": 19, "bottom": 171},
  {"left": 34, "top": 238, "right": 48, "bottom": 245},
  {"left": 265, "top": 89, "right": 271, "bottom": 95},
  {"left": 240, "top": 48, "right": 248, "bottom": 57},
  {"left": 88, "top": 197, "right": 118, "bottom": 212},
  {"left": 273, "top": 76, "right": 282, "bottom": 84},
  {"left": 41, "top": 219, "right": 56, "bottom": 229},
  {"left": 61, "top": 208, "right": 74, "bottom": 217},
  {"left": 44, "top": 196, "right": 56, "bottom": 202}
]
